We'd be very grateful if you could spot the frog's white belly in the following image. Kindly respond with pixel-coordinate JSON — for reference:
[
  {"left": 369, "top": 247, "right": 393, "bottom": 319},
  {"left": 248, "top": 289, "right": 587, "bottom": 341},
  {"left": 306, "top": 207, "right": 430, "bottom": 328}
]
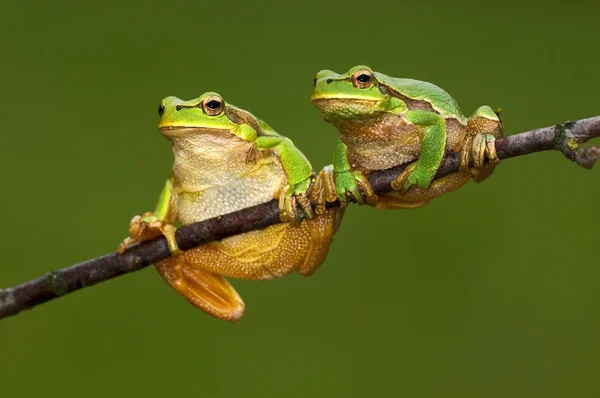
[{"left": 170, "top": 133, "right": 287, "bottom": 225}]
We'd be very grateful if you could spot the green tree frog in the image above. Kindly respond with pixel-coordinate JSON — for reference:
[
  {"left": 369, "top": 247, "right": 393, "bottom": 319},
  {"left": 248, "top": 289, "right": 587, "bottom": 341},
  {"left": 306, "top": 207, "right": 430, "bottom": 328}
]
[
  {"left": 118, "top": 93, "right": 343, "bottom": 322},
  {"left": 311, "top": 65, "right": 503, "bottom": 208}
]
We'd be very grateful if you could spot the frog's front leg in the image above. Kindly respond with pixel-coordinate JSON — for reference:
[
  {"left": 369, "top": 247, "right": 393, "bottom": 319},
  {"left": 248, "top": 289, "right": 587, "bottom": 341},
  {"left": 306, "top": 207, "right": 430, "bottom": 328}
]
[
  {"left": 460, "top": 105, "right": 503, "bottom": 182},
  {"left": 391, "top": 110, "right": 447, "bottom": 192},
  {"left": 255, "top": 136, "right": 315, "bottom": 222},
  {"left": 331, "top": 139, "right": 378, "bottom": 206},
  {"left": 117, "top": 178, "right": 179, "bottom": 254}
]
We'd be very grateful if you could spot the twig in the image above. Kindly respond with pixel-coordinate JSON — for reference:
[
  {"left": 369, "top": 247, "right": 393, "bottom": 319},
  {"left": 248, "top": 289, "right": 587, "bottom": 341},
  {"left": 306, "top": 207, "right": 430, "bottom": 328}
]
[{"left": 1, "top": 117, "right": 599, "bottom": 320}]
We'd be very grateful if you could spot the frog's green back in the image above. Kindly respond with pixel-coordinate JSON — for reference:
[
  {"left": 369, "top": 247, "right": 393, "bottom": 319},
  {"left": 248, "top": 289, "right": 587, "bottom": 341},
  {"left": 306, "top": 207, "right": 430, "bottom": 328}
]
[{"left": 374, "top": 72, "right": 465, "bottom": 120}]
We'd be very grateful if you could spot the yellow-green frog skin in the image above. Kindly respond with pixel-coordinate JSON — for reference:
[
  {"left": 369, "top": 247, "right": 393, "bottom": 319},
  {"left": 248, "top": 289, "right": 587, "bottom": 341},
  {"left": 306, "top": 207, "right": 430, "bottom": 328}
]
[
  {"left": 119, "top": 93, "right": 343, "bottom": 322},
  {"left": 311, "top": 65, "right": 503, "bottom": 209}
]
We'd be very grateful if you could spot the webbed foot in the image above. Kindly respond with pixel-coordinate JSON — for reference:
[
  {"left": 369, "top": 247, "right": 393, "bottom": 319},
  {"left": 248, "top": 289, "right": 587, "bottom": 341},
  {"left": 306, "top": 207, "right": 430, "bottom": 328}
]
[{"left": 155, "top": 256, "right": 245, "bottom": 322}]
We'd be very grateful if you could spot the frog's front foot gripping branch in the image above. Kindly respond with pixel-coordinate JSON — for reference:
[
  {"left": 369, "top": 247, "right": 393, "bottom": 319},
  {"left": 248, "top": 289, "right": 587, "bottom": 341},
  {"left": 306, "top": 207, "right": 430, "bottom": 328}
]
[
  {"left": 1, "top": 116, "right": 599, "bottom": 320},
  {"left": 310, "top": 166, "right": 338, "bottom": 214},
  {"left": 117, "top": 212, "right": 179, "bottom": 255},
  {"left": 312, "top": 165, "right": 377, "bottom": 208},
  {"left": 278, "top": 179, "right": 315, "bottom": 222}
]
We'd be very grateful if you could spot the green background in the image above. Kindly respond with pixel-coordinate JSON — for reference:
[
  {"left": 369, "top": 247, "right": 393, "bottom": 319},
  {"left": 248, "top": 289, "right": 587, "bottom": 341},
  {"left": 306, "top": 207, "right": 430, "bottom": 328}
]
[{"left": 1, "top": 1, "right": 599, "bottom": 397}]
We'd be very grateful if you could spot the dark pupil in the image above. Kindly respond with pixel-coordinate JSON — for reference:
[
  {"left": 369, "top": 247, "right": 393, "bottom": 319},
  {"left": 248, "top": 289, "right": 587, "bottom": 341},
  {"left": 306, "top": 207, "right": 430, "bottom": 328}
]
[
  {"left": 206, "top": 100, "right": 221, "bottom": 109},
  {"left": 158, "top": 103, "right": 165, "bottom": 116},
  {"left": 357, "top": 74, "right": 370, "bottom": 83}
]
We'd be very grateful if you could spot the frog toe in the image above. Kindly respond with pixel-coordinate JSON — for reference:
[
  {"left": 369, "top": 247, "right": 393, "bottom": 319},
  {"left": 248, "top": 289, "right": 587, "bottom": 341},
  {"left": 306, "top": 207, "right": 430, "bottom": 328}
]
[
  {"left": 155, "top": 258, "right": 246, "bottom": 322},
  {"left": 353, "top": 170, "right": 378, "bottom": 206},
  {"left": 484, "top": 134, "right": 500, "bottom": 165},
  {"left": 278, "top": 189, "right": 298, "bottom": 223},
  {"left": 472, "top": 133, "right": 487, "bottom": 169},
  {"left": 391, "top": 162, "right": 418, "bottom": 192},
  {"left": 459, "top": 136, "right": 474, "bottom": 172},
  {"left": 296, "top": 191, "right": 314, "bottom": 220},
  {"left": 390, "top": 169, "right": 409, "bottom": 191}
]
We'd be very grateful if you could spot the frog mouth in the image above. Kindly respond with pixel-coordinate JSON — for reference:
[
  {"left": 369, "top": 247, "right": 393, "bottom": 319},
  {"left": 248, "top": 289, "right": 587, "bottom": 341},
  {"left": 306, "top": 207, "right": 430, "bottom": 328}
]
[
  {"left": 311, "top": 97, "right": 379, "bottom": 105},
  {"left": 158, "top": 126, "right": 194, "bottom": 136},
  {"left": 158, "top": 126, "right": 234, "bottom": 141},
  {"left": 158, "top": 126, "right": 233, "bottom": 138},
  {"left": 311, "top": 97, "right": 382, "bottom": 118},
  {"left": 310, "top": 92, "right": 380, "bottom": 102}
]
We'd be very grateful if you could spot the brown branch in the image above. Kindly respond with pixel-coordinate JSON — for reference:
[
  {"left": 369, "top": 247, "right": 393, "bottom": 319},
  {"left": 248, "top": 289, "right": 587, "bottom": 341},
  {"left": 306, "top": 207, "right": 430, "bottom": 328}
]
[{"left": 1, "top": 117, "right": 599, "bottom": 320}]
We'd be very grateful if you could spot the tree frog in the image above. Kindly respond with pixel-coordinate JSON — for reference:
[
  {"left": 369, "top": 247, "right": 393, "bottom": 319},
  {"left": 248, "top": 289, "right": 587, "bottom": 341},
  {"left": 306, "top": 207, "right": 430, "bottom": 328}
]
[
  {"left": 118, "top": 93, "right": 343, "bottom": 322},
  {"left": 311, "top": 65, "right": 503, "bottom": 208}
]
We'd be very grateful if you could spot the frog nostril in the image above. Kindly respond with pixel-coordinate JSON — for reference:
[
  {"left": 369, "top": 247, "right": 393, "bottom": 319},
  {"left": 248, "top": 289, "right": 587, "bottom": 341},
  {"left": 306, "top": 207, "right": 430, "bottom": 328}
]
[
  {"left": 176, "top": 105, "right": 182, "bottom": 111},
  {"left": 158, "top": 103, "right": 165, "bottom": 116},
  {"left": 313, "top": 78, "right": 317, "bottom": 87},
  {"left": 326, "top": 79, "right": 333, "bottom": 84}
]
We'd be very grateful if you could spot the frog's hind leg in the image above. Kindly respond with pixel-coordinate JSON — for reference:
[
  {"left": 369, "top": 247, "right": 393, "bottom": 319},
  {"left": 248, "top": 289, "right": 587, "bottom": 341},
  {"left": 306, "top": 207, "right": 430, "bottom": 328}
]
[
  {"left": 179, "top": 223, "right": 314, "bottom": 281},
  {"left": 376, "top": 171, "right": 472, "bottom": 209},
  {"left": 154, "top": 256, "right": 245, "bottom": 322},
  {"left": 373, "top": 195, "right": 429, "bottom": 209},
  {"left": 461, "top": 105, "right": 504, "bottom": 183},
  {"left": 181, "top": 212, "right": 343, "bottom": 281}
]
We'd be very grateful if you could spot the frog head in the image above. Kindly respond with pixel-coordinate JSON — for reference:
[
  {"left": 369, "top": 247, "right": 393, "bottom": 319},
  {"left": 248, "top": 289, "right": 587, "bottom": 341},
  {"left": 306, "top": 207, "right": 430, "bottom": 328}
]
[
  {"left": 311, "top": 65, "right": 405, "bottom": 124},
  {"left": 158, "top": 92, "right": 259, "bottom": 143}
]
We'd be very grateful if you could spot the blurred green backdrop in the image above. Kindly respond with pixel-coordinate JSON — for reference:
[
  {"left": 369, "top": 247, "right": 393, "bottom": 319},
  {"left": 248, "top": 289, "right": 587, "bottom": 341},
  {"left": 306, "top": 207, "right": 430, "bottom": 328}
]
[{"left": 1, "top": 1, "right": 599, "bottom": 397}]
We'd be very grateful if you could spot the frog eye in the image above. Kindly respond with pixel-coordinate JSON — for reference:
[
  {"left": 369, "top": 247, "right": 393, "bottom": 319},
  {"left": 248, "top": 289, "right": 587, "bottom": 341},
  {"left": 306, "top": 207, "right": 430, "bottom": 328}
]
[
  {"left": 201, "top": 95, "right": 224, "bottom": 116},
  {"left": 352, "top": 69, "right": 373, "bottom": 89}
]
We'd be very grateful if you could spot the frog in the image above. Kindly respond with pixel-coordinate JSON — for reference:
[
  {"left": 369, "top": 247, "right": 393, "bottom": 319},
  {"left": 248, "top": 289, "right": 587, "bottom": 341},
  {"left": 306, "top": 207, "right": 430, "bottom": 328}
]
[
  {"left": 311, "top": 65, "right": 503, "bottom": 209},
  {"left": 118, "top": 92, "right": 343, "bottom": 322}
]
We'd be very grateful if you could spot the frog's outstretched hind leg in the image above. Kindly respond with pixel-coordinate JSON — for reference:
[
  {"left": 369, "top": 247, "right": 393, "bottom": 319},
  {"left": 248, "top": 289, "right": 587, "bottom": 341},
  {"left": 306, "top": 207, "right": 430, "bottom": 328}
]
[{"left": 155, "top": 257, "right": 245, "bottom": 322}]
